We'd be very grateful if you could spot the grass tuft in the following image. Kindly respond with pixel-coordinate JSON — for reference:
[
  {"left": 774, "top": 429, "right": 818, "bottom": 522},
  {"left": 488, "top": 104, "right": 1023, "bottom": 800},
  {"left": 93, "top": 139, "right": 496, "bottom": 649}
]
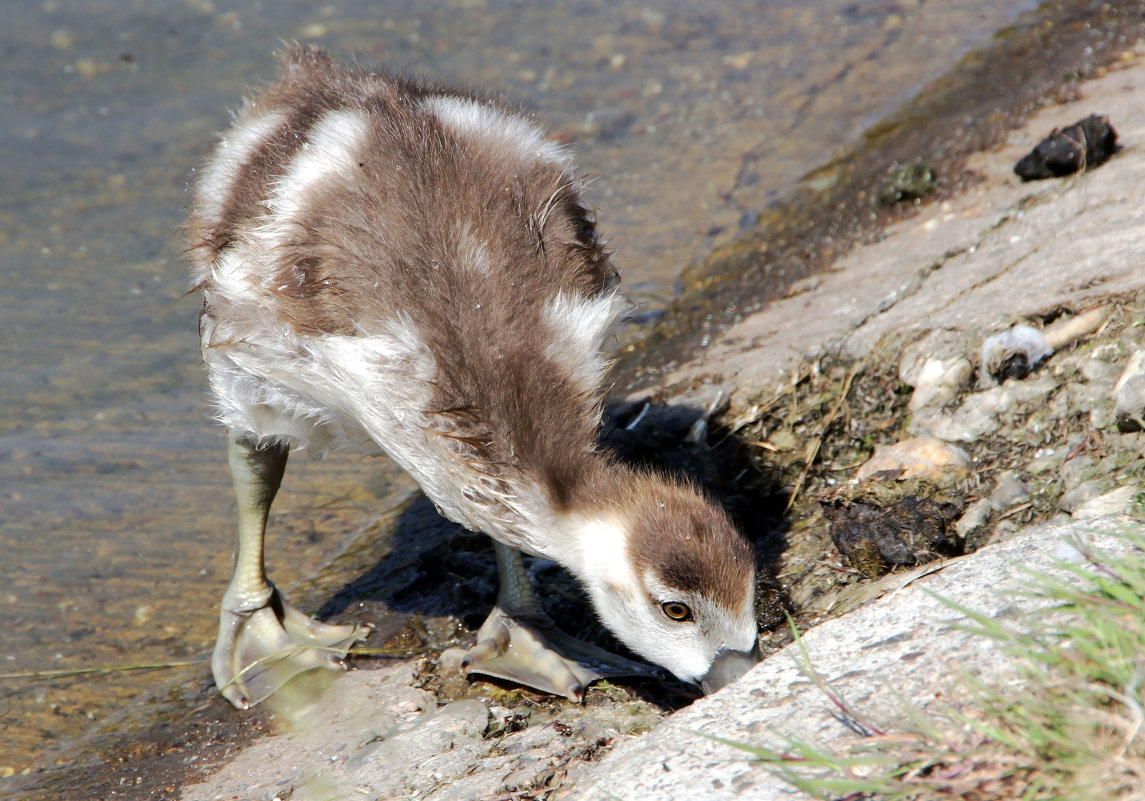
[{"left": 719, "top": 529, "right": 1145, "bottom": 800}]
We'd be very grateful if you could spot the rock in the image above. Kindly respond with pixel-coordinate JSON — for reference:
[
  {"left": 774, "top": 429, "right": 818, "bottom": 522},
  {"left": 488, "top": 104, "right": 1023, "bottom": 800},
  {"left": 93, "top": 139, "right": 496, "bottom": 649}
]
[
  {"left": 1014, "top": 114, "right": 1118, "bottom": 180},
  {"left": 1072, "top": 485, "right": 1140, "bottom": 519},
  {"left": 499, "top": 723, "right": 559, "bottom": 755},
  {"left": 350, "top": 699, "right": 493, "bottom": 792},
  {"left": 566, "top": 520, "right": 1138, "bottom": 801},
  {"left": 1113, "top": 349, "right": 1145, "bottom": 432},
  {"left": 979, "top": 324, "right": 1053, "bottom": 385},
  {"left": 1026, "top": 447, "right": 1065, "bottom": 476},
  {"left": 1080, "top": 357, "right": 1120, "bottom": 384},
  {"left": 913, "top": 386, "right": 1012, "bottom": 442},
  {"left": 423, "top": 768, "right": 508, "bottom": 801},
  {"left": 955, "top": 497, "right": 993, "bottom": 542},
  {"left": 899, "top": 330, "right": 971, "bottom": 386},
  {"left": 856, "top": 437, "right": 971, "bottom": 485},
  {"left": 1058, "top": 479, "right": 1112, "bottom": 513},
  {"left": 914, "top": 378, "right": 1057, "bottom": 443},
  {"left": 1059, "top": 454, "right": 1097, "bottom": 491},
  {"left": 1090, "top": 401, "right": 1116, "bottom": 431},
  {"left": 1053, "top": 382, "right": 1112, "bottom": 427},
  {"left": 989, "top": 473, "right": 1031, "bottom": 512},
  {"left": 1090, "top": 341, "right": 1124, "bottom": 364},
  {"left": 908, "top": 356, "right": 973, "bottom": 412}
]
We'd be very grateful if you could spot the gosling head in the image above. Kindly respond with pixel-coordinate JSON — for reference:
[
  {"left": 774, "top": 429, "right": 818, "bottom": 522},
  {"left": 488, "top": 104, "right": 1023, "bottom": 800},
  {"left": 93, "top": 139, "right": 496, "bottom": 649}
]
[{"left": 566, "top": 474, "right": 760, "bottom": 693}]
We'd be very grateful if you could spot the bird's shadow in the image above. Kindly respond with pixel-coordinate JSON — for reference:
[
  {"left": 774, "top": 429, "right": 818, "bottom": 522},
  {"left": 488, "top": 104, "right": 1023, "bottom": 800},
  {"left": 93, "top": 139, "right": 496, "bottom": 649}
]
[{"left": 311, "top": 398, "right": 791, "bottom": 705}]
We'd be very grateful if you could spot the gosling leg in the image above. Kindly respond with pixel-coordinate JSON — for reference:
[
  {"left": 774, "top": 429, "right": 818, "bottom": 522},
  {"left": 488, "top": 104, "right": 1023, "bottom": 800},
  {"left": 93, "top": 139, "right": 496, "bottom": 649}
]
[{"left": 211, "top": 435, "right": 370, "bottom": 709}]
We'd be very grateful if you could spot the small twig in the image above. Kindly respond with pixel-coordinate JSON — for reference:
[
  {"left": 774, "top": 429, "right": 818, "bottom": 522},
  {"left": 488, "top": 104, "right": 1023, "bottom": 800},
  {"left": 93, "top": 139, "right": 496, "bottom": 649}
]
[
  {"left": 350, "top": 644, "right": 436, "bottom": 657},
  {"left": 0, "top": 659, "right": 204, "bottom": 681},
  {"left": 998, "top": 501, "right": 1034, "bottom": 520}
]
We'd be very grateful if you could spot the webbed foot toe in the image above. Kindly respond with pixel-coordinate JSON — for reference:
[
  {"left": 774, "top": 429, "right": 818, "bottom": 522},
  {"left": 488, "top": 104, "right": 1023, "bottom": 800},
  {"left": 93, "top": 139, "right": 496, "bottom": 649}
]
[
  {"left": 212, "top": 586, "right": 370, "bottom": 709},
  {"left": 461, "top": 603, "right": 658, "bottom": 702}
]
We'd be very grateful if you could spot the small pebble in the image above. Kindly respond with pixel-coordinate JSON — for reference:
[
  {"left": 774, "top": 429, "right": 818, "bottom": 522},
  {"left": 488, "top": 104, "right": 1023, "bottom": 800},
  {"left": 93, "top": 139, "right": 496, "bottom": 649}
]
[
  {"left": 979, "top": 324, "right": 1052, "bottom": 385},
  {"left": 1059, "top": 454, "right": 1097, "bottom": 490},
  {"left": 1113, "top": 349, "right": 1145, "bottom": 432},
  {"left": 909, "top": 356, "right": 972, "bottom": 412},
  {"left": 50, "top": 28, "right": 73, "bottom": 49},
  {"left": 954, "top": 498, "right": 992, "bottom": 540},
  {"left": 856, "top": 437, "right": 971, "bottom": 485},
  {"left": 989, "top": 474, "right": 1031, "bottom": 511},
  {"left": 898, "top": 329, "right": 969, "bottom": 386},
  {"left": 74, "top": 58, "right": 102, "bottom": 79}
]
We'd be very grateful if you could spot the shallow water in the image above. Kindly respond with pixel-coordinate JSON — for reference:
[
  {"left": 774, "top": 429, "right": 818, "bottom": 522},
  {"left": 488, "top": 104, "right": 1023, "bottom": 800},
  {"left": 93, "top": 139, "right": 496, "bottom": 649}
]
[{"left": 0, "top": 0, "right": 1035, "bottom": 772}]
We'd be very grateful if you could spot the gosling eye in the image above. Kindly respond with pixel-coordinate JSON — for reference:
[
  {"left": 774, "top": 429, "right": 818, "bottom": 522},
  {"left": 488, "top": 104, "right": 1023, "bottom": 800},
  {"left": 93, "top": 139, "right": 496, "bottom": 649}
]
[{"left": 660, "top": 601, "right": 694, "bottom": 622}]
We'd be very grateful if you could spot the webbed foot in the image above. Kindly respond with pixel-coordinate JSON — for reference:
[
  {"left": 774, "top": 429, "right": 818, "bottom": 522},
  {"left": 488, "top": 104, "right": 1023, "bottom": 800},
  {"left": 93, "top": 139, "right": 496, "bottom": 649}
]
[
  {"left": 212, "top": 583, "right": 371, "bottom": 709},
  {"left": 460, "top": 540, "right": 659, "bottom": 701},
  {"left": 461, "top": 602, "right": 658, "bottom": 701}
]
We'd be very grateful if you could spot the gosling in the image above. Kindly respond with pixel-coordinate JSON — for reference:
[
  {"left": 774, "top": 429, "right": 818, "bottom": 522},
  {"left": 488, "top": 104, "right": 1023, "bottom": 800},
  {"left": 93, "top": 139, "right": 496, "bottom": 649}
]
[{"left": 188, "top": 46, "right": 759, "bottom": 709}]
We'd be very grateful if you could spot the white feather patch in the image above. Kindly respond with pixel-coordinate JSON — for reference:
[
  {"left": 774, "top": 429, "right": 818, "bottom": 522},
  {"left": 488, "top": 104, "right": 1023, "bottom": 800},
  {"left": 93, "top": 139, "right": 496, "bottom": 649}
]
[
  {"left": 423, "top": 95, "right": 571, "bottom": 168},
  {"left": 255, "top": 108, "right": 373, "bottom": 251},
  {"left": 563, "top": 518, "right": 635, "bottom": 590},
  {"left": 541, "top": 291, "right": 624, "bottom": 397},
  {"left": 456, "top": 223, "right": 492, "bottom": 275},
  {"left": 195, "top": 110, "right": 287, "bottom": 229},
  {"left": 202, "top": 309, "right": 543, "bottom": 544}
]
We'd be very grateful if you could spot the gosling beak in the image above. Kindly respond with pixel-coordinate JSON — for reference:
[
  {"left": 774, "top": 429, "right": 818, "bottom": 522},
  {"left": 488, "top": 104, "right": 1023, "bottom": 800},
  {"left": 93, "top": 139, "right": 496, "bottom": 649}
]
[{"left": 699, "top": 645, "right": 760, "bottom": 694}]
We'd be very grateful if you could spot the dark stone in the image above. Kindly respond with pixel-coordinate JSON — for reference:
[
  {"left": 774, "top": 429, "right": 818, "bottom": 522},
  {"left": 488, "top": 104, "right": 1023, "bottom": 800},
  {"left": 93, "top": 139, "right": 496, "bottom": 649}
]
[
  {"left": 820, "top": 477, "right": 965, "bottom": 578},
  {"left": 1014, "top": 114, "right": 1118, "bottom": 181}
]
